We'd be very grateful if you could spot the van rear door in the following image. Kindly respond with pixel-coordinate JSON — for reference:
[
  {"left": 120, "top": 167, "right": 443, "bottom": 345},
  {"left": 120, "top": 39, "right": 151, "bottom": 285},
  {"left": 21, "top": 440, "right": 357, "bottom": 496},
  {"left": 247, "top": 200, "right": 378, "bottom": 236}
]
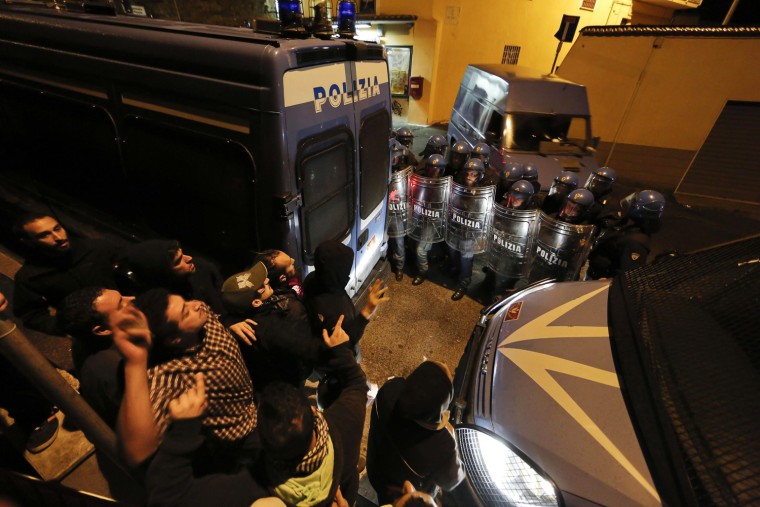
[{"left": 283, "top": 56, "right": 390, "bottom": 296}]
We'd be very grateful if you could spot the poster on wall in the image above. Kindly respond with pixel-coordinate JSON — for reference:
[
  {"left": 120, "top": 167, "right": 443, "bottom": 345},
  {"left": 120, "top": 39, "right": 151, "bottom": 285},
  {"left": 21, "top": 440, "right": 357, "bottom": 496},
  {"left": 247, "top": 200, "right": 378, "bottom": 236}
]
[{"left": 386, "top": 46, "right": 413, "bottom": 97}]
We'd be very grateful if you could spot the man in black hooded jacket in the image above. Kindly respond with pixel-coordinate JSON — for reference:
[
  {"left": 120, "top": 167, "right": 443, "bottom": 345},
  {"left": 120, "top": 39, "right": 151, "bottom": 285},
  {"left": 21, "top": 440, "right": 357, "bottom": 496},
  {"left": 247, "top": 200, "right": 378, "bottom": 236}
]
[{"left": 302, "top": 240, "right": 387, "bottom": 349}]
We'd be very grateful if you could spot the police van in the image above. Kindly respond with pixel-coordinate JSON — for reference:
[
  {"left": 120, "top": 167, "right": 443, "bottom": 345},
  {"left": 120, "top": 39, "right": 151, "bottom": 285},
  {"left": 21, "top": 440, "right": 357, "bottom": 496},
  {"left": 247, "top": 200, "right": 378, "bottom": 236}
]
[
  {"left": 447, "top": 64, "right": 598, "bottom": 193},
  {"left": 0, "top": 2, "right": 391, "bottom": 296}
]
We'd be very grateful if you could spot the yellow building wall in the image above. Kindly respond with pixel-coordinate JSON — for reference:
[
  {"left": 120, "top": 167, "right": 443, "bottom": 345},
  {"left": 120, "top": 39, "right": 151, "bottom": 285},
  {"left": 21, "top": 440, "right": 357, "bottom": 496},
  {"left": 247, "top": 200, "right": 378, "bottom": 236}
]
[
  {"left": 558, "top": 34, "right": 760, "bottom": 150},
  {"left": 377, "top": 0, "right": 625, "bottom": 125},
  {"left": 375, "top": 0, "right": 627, "bottom": 125}
]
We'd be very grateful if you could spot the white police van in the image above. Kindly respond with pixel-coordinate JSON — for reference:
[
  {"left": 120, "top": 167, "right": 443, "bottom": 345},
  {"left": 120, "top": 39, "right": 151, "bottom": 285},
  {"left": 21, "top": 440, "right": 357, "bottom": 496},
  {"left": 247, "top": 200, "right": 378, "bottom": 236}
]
[
  {"left": 0, "top": 1, "right": 391, "bottom": 295},
  {"left": 448, "top": 64, "right": 598, "bottom": 192}
]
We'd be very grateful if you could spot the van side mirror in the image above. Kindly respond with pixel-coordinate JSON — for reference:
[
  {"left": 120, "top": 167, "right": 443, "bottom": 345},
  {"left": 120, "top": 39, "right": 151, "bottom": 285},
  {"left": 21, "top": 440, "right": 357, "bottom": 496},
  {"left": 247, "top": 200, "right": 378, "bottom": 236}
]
[{"left": 485, "top": 130, "right": 500, "bottom": 146}]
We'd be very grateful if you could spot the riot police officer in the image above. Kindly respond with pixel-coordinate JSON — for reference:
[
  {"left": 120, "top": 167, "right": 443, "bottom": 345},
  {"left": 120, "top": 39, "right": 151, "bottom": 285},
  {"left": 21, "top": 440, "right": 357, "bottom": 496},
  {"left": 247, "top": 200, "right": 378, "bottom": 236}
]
[
  {"left": 497, "top": 162, "right": 525, "bottom": 202},
  {"left": 395, "top": 127, "right": 413, "bottom": 147},
  {"left": 585, "top": 167, "right": 617, "bottom": 226},
  {"left": 448, "top": 159, "right": 488, "bottom": 301},
  {"left": 417, "top": 134, "right": 448, "bottom": 171},
  {"left": 499, "top": 180, "right": 536, "bottom": 210},
  {"left": 491, "top": 180, "right": 537, "bottom": 299},
  {"left": 556, "top": 188, "right": 595, "bottom": 225},
  {"left": 523, "top": 163, "right": 540, "bottom": 194},
  {"left": 395, "top": 127, "right": 418, "bottom": 167},
  {"left": 541, "top": 171, "right": 579, "bottom": 215},
  {"left": 445, "top": 141, "right": 471, "bottom": 178},
  {"left": 473, "top": 142, "right": 500, "bottom": 186},
  {"left": 388, "top": 143, "right": 412, "bottom": 281},
  {"left": 587, "top": 190, "right": 666, "bottom": 279},
  {"left": 411, "top": 155, "right": 449, "bottom": 286}
]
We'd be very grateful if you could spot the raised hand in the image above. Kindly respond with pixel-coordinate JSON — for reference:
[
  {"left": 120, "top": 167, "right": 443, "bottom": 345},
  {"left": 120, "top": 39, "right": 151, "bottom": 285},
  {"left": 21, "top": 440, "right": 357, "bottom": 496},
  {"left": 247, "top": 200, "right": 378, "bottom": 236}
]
[
  {"left": 169, "top": 373, "right": 208, "bottom": 421},
  {"left": 112, "top": 305, "right": 152, "bottom": 365},
  {"left": 322, "top": 314, "right": 349, "bottom": 348},
  {"left": 361, "top": 278, "right": 389, "bottom": 318}
]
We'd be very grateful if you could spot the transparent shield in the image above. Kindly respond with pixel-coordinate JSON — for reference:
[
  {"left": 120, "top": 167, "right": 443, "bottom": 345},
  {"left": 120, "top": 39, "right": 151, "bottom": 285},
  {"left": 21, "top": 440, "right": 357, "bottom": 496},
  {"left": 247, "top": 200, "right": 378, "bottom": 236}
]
[
  {"left": 445, "top": 182, "right": 495, "bottom": 253},
  {"left": 487, "top": 205, "right": 539, "bottom": 278},
  {"left": 407, "top": 173, "right": 451, "bottom": 243},
  {"left": 387, "top": 167, "right": 411, "bottom": 238},
  {"left": 527, "top": 212, "right": 597, "bottom": 282}
]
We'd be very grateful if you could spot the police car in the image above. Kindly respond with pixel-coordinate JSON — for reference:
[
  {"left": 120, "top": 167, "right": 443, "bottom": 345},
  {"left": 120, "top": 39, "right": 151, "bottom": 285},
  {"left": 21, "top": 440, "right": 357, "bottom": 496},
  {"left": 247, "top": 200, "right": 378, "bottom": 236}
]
[{"left": 452, "top": 235, "right": 760, "bottom": 506}]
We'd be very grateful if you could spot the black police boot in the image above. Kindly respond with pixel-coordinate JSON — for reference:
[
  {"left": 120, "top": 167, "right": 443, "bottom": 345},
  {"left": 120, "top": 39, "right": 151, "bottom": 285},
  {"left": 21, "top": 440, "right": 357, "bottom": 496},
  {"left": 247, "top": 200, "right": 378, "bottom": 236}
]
[
  {"left": 451, "top": 286, "right": 467, "bottom": 301},
  {"left": 394, "top": 270, "right": 404, "bottom": 282},
  {"left": 412, "top": 274, "right": 426, "bottom": 286}
]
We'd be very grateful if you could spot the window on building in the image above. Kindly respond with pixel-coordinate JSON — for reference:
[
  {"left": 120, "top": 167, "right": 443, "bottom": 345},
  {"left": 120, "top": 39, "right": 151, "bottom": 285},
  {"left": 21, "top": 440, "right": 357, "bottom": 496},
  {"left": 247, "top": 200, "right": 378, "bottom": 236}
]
[
  {"left": 502, "top": 45, "right": 521, "bottom": 65},
  {"left": 581, "top": 0, "right": 597, "bottom": 11}
]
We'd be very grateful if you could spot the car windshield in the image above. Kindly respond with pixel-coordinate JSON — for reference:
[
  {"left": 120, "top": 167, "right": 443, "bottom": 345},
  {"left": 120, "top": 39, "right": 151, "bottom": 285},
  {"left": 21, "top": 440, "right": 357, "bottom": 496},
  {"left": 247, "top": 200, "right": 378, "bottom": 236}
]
[
  {"left": 504, "top": 113, "right": 588, "bottom": 154},
  {"left": 608, "top": 235, "right": 760, "bottom": 506}
]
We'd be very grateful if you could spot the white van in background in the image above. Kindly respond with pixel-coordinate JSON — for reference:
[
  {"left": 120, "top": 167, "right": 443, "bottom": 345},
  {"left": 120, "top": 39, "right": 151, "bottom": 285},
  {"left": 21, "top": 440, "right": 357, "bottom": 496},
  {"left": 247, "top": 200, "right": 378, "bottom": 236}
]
[{"left": 447, "top": 64, "right": 599, "bottom": 191}]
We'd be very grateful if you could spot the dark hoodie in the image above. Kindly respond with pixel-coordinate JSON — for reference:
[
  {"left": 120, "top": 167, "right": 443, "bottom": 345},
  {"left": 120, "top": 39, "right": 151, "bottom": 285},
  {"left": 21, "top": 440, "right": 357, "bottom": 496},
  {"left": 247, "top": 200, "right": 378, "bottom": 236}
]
[
  {"left": 116, "top": 239, "right": 226, "bottom": 315},
  {"left": 302, "top": 241, "right": 368, "bottom": 346},
  {"left": 14, "top": 237, "right": 119, "bottom": 335}
]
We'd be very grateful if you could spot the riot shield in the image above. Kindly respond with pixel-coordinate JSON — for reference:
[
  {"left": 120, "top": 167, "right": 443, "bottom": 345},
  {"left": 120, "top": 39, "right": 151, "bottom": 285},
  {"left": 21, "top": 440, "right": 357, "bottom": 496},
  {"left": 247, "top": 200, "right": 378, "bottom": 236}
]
[
  {"left": 445, "top": 183, "right": 495, "bottom": 253},
  {"left": 527, "top": 212, "right": 597, "bottom": 282},
  {"left": 386, "top": 168, "right": 411, "bottom": 238},
  {"left": 486, "top": 205, "right": 539, "bottom": 278},
  {"left": 407, "top": 174, "right": 451, "bottom": 243}
]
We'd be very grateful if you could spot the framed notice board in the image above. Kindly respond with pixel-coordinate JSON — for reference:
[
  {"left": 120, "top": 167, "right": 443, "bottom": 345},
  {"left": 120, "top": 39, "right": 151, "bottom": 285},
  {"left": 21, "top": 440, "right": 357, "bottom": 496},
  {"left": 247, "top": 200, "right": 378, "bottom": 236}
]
[{"left": 386, "top": 46, "right": 413, "bottom": 97}]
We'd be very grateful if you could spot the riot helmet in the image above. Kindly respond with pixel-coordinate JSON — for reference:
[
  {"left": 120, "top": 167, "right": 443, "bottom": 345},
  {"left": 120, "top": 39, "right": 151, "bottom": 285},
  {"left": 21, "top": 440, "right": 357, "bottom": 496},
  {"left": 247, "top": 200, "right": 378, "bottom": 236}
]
[
  {"left": 462, "top": 158, "right": 485, "bottom": 186},
  {"left": 523, "top": 163, "right": 540, "bottom": 192},
  {"left": 558, "top": 188, "right": 594, "bottom": 224},
  {"left": 621, "top": 190, "right": 666, "bottom": 222},
  {"left": 500, "top": 162, "right": 525, "bottom": 192},
  {"left": 585, "top": 167, "right": 617, "bottom": 198},
  {"left": 390, "top": 143, "right": 404, "bottom": 171},
  {"left": 449, "top": 141, "right": 472, "bottom": 174},
  {"left": 399, "top": 147, "right": 411, "bottom": 167},
  {"left": 505, "top": 180, "right": 535, "bottom": 210},
  {"left": 396, "top": 127, "right": 414, "bottom": 148},
  {"left": 473, "top": 143, "right": 491, "bottom": 167},
  {"left": 424, "top": 154, "right": 446, "bottom": 178},
  {"left": 548, "top": 171, "right": 580, "bottom": 197},
  {"left": 420, "top": 134, "right": 448, "bottom": 158}
]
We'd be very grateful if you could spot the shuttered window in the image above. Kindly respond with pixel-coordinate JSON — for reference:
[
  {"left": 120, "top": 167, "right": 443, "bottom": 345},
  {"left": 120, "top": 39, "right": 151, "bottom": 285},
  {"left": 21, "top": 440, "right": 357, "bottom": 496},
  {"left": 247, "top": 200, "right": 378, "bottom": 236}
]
[
  {"left": 581, "top": 0, "right": 597, "bottom": 10},
  {"left": 501, "top": 45, "right": 521, "bottom": 65}
]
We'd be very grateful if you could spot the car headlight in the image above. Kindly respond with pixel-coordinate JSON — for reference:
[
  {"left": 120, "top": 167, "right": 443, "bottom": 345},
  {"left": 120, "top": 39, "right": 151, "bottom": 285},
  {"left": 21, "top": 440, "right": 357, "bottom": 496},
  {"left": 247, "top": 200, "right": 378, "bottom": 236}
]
[{"left": 456, "top": 427, "right": 559, "bottom": 507}]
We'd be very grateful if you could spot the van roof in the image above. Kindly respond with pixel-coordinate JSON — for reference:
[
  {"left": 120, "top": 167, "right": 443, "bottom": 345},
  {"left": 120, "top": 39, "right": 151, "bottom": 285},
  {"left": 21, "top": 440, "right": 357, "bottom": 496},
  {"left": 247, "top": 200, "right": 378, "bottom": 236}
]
[
  {"left": 471, "top": 64, "right": 581, "bottom": 86},
  {"left": 463, "top": 64, "right": 590, "bottom": 116}
]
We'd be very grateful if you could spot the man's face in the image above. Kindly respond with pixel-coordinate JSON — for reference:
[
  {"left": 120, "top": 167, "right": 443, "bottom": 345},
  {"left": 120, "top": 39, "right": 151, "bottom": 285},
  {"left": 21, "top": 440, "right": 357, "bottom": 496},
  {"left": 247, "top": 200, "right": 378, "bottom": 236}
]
[
  {"left": 508, "top": 196, "right": 526, "bottom": 209},
  {"left": 92, "top": 289, "right": 139, "bottom": 335},
  {"left": 465, "top": 170, "right": 479, "bottom": 185},
  {"left": 253, "top": 278, "right": 274, "bottom": 306},
  {"left": 165, "top": 295, "right": 207, "bottom": 336},
  {"left": 171, "top": 248, "right": 196, "bottom": 276},
  {"left": 22, "top": 217, "right": 70, "bottom": 253},
  {"left": 273, "top": 251, "right": 296, "bottom": 281}
]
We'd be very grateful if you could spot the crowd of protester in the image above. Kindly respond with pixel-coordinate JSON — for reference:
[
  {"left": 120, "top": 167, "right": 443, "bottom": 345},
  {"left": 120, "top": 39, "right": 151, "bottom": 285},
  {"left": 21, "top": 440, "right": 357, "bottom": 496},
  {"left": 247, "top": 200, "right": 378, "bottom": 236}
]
[{"left": 1, "top": 210, "right": 459, "bottom": 507}]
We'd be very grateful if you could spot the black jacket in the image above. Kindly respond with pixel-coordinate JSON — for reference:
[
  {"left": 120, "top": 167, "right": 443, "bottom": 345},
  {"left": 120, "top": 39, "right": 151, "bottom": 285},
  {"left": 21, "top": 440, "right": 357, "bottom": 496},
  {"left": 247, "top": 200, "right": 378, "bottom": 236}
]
[
  {"left": 14, "top": 238, "right": 119, "bottom": 335},
  {"left": 302, "top": 241, "right": 368, "bottom": 346},
  {"left": 225, "top": 294, "right": 325, "bottom": 390},
  {"left": 145, "top": 344, "right": 368, "bottom": 507},
  {"left": 367, "top": 378, "right": 465, "bottom": 504}
]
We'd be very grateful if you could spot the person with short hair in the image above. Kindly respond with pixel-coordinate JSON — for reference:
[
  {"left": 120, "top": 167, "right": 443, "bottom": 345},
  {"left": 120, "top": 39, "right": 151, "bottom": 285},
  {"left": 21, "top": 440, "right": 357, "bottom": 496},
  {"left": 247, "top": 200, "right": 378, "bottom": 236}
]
[
  {"left": 251, "top": 249, "right": 302, "bottom": 297},
  {"left": 115, "top": 239, "right": 225, "bottom": 315},
  {"left": 144, "top": 315, "right": 368, "bottom": 507},
  {"left": 221, "top": 262, "right": 323, "bottom": 389},
  {"left": 12, "top": 212, "right": 119, "bottom": 334}
]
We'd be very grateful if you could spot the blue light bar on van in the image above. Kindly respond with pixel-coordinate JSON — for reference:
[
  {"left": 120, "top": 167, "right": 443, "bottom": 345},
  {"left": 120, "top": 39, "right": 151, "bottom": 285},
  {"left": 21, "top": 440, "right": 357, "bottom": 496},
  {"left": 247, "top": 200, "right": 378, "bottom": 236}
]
[
  {"left": 336, "top": 0, "right": 357, "bottom": 39},
  {"left": 278, "top": 0, "right": 307, "bottom": 38}
]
